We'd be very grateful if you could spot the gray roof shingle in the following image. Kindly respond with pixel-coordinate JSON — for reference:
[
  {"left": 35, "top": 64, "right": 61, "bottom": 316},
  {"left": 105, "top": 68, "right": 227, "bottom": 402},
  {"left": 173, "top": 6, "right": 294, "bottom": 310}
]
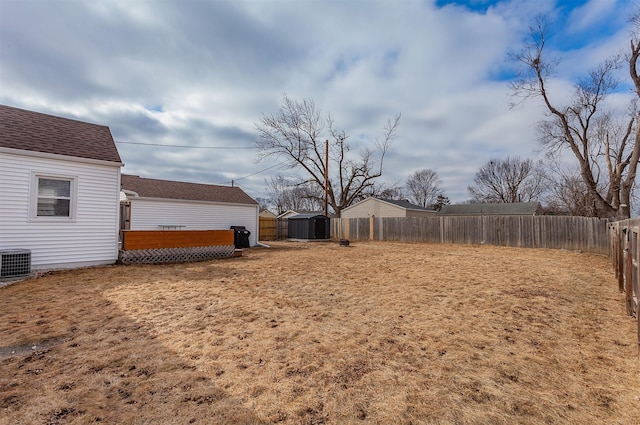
[
  {"left": 121, "top": 174, "right": 258, "bottom": 205},
  {"left": 0, "top": 104, "right": 122, "bottom": 163},
  {"left": 437, "top": 202, "right": 542, "bottom": 216},
  {"left": 377, "top": 198, "right": 434, "bottom": 211}
]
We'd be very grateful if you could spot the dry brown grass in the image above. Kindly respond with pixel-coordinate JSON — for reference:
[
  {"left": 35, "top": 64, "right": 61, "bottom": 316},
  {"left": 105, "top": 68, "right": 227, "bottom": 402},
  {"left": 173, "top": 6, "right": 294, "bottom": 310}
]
[{"left": 1, "top": 241, "right": 639, "bottom": 425}]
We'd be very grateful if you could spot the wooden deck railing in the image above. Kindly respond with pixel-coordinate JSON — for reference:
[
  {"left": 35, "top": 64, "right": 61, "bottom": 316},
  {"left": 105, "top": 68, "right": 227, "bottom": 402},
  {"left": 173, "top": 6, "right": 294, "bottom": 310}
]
[
  {"left": 119, "top": 230, "right": 236, "bottom": 264},
  {"left": 121, "top": 230, "right": 234, "bottom": 250}
]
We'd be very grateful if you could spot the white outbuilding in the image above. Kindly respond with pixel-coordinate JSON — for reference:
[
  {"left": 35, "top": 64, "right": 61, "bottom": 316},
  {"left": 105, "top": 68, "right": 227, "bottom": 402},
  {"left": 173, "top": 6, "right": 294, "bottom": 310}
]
[
  {"left": 120, "top": 174, "right": 260, "bottom": 246},
  {"left": 340, "top": 197, "right": 436, "bottom": 219}
]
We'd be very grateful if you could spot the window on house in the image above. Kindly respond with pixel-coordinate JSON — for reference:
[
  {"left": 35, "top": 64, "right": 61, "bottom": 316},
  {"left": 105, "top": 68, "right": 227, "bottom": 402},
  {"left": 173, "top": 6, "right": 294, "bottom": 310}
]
[{"left": 31, "top": 175, "right": 76, "bottom": 219}]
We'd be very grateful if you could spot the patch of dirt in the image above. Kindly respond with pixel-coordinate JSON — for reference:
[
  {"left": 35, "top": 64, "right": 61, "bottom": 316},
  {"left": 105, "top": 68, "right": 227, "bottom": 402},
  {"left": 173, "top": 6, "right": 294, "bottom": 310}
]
[{"left": 0, "top": 337, "right": 67, "bottom": 359}]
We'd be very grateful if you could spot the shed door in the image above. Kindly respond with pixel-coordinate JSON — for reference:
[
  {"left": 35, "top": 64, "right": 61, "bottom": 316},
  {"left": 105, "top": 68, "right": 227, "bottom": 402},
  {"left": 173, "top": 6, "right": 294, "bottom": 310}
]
[{"left": 314, "top": 218, "right": 327, "bottom": 239}]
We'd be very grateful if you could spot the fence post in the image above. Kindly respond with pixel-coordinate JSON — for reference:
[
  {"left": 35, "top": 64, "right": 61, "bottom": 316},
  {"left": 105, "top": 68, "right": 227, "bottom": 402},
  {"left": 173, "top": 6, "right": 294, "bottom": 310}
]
[
  {"left": 370, "top": 215, "right": 374, "bottom": 241},
  {"left": 634, "top": 228, "right": 640, "bottom": 357},
  {"left": 623, "top": 229, "right": 634, "bottom": 317},
  {"left": 617, "top": 228, "right": 625, "bottom": 292}
]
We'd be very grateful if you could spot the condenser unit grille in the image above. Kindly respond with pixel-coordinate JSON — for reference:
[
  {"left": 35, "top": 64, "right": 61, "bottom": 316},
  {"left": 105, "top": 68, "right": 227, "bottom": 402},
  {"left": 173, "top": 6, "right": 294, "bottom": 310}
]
[{"left": 0, "top": 249, "right": 31, "bottom": 278}]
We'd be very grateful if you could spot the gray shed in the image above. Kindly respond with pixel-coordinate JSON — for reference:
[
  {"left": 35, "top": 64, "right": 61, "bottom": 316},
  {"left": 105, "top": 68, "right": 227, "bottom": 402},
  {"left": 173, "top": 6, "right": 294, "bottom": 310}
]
[{"left": 288, "top": 213, "right": 330, "bottom": 240}]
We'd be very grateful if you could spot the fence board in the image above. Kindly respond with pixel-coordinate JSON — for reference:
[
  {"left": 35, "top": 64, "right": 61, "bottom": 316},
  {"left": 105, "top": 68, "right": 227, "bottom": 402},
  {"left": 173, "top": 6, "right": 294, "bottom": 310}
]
[
  {"left": 332, "top": 215, "right": 609, "bottom": 254},
  {"left": 609, "top": 218, "right": 640, "bottom": 354},
  {"left": 259, "top": 217, "right": 277, "bottom": 241},
  {"left": 276, "top": 218, "right": 289, "bottom": 240}
]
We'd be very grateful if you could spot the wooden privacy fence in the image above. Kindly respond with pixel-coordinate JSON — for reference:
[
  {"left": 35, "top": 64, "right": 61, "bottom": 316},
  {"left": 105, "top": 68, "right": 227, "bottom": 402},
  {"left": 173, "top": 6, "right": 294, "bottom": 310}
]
[
  {"left": 259, "top": 217, "right": 277, "bottom": 241},
  {"left": 609, "top": 219, "right": 640, "bottom": 354},
  {"left": 259, "top": 217, "right": 289, "bottom": 241},
  {"left": 276, "top": 218, "right": 289, "bottom": 240},
  {"left": 331, "top": 215, "right": 609, "bottom": 254},
  {"left": 119, "top": 230, "right": 236, "bottom": 264}
]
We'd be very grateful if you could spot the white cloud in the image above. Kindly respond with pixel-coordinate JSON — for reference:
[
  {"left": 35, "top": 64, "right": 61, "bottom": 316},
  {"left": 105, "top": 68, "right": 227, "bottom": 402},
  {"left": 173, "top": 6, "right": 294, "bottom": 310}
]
[
  {"left": 0, "top": 0, "right": 635, "bottom": 204},
  {"left": 565, "top": 0, "right": 618, "bottom": 33}
]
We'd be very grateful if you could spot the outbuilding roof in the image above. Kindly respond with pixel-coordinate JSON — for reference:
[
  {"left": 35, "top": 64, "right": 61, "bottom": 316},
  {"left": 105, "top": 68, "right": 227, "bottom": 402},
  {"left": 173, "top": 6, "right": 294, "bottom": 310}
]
[
  {"left": 340, "top": 197, "right": 435, "bottom": 214},
  {"left": 376, "top": 198, "right": 434, "bottom": 211},
  {"left": 121, "top": 174, "right": 258, "bottom": 205},
  {"left": 0, "top": 104, "right": 122, "bottom": 164},
  {"left": 437, "top": 202, "right": 543, "bottom": 216},
  {"left": 288, "top": 213, "right": 328, "bottom": 220}
]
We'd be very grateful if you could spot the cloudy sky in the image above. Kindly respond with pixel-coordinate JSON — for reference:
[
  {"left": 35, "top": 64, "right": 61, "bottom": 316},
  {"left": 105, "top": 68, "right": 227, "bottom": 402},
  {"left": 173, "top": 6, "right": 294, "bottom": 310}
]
[{"left": 0, "top": 0, "right": 635, "bottom": 205}]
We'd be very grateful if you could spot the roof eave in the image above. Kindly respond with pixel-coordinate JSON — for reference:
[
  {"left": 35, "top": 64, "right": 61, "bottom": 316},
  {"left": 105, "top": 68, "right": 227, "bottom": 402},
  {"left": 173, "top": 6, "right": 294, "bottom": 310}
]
[
  {"left": 0, "top": 146, "right": 124, "bottom": 167},
  {"left": 125, "top": 195, "right": 258, "bottom": 207}
]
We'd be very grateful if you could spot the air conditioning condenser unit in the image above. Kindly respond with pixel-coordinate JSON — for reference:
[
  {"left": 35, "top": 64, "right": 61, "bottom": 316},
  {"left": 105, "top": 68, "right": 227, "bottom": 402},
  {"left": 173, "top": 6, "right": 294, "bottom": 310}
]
[{"left": 0, "top": 249, "right": 31, "bottom": 279}]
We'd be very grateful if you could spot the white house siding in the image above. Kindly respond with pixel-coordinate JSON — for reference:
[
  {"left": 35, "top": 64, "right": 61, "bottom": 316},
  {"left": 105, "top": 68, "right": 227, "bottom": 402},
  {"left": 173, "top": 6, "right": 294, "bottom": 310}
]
[
  {"left": 341, "top": 198, "right": 406, "bottom": 218},
  {"left": 128, "top": 198, "right": 259, "bottom": 246},
  {"left": 0, "top": 151, "right": 121, "bottom": 270}
]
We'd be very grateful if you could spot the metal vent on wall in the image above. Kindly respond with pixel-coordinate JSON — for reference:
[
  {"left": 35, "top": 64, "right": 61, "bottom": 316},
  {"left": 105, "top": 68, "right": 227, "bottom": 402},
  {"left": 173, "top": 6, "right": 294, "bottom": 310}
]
[{"left": 0, "top": 249, "right": 31, "bottom": 278}]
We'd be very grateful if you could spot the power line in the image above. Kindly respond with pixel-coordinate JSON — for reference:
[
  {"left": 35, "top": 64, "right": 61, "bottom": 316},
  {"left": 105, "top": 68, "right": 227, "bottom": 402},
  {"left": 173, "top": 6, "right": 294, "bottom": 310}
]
[
  {"left": 218, "top": 161, "right": 289, "bottom": 185},
  {"left": 116, "top": 139, "right": 288, "bottom": 186},
  {"left": 116, "top": 140, "right": 255, "bottom": 149}
]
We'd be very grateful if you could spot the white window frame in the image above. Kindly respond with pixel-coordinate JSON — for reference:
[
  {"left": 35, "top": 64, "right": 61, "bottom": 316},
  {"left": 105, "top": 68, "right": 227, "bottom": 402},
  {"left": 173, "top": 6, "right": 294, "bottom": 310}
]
[{"left": 29, "top": 173, "right": 78, "bottom": 221}]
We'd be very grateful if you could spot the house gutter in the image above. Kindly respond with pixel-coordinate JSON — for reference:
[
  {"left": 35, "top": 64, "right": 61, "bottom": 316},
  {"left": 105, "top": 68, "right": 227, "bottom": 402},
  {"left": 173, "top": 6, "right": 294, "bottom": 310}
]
[{"left": 121, "top": 189, "right": 139, "bottom": 198}]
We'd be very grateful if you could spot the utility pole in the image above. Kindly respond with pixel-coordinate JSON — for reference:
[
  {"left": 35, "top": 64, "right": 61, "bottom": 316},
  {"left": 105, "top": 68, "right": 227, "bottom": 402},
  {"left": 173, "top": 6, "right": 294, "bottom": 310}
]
[{"left": 324, "top": 139, "right": 329, "bottom": 216}]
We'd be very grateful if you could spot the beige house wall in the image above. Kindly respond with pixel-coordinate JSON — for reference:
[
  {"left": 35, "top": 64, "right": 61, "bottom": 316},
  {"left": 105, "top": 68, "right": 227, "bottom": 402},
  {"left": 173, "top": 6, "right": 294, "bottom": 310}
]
[
  {"left": 259, "top": 210, "right": 276, "bottom": 218},
  {"left": 341, "top": 198, "right": 406, "bottom": 218}
]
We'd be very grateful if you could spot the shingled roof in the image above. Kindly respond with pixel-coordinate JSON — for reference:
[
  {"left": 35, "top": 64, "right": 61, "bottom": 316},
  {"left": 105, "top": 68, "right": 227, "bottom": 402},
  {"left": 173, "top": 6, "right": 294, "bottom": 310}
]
[
  {"left": 0, "top": 104, "right": 122, "bottom": 163},
  {"left": 377, "top": 198, "right": 434, "bottom": 211},
  {"left": 121, "top": 174, "right": 258, "bottom": 205},
  {"left": 437, "top": 202, "right": 543, "bottom": 216}
]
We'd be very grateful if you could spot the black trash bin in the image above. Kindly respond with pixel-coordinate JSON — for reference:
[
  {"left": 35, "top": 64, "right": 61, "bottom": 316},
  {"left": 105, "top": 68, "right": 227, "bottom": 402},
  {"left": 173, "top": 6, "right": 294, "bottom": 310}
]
[{"left": 230, "top": 226, "right": 251, "bottom": 249}]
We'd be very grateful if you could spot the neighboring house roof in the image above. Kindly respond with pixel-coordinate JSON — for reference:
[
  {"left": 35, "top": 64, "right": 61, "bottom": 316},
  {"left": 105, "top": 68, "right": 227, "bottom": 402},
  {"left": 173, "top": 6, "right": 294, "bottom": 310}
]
[
  {"left": 277, "top": 210, "right": 299, "bottom": 219},
  {"left": 121, "top": 174, "right": 258, "bottom": 205},
  {"left": 289, "top": 213, "right": 328, "bottom": 220},
  {"left": 438, "top": 202, "right": 543, "bottom": 216},
  {"left": 259, "top": 209, "right": 277, "bottom": 218},
  {"left": 341, "top": 197, "right": 435, "bottom": 214},
  {"left": 0, "top": 104, "right": 122, "bottom": 164},
  {"left": 375, "top": 198, "right": 434, "bottom": 211},
  {"left": 276, "top": 209, "right": 325, "bottom": 219}
]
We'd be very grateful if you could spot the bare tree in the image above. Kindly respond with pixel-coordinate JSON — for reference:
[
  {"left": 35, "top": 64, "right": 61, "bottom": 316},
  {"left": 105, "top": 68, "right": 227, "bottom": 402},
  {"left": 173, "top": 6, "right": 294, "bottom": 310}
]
[
  {"left": 344, "top": 179, "right": 405, "bottom": 202},
  {"left": 256, "top": 94, "right": 400, "bottom": 217},
  {"left": 468, "top": 156, "right": 547, "bottom": 203},
  {"left": 544, "top": 167, "right": 601, "bottom": 216},
  {"left": 405, "top": 169, "right": 443, "bottom": 208},
  {"left": 509, "top": 15, "right": 640, "bottom": 218},
  {"left": 266, "top": 174, "right": 323, "bottom": 215},
  {"left": 255, "top": 197, "right": 273, "bottom": 213},
  {"left": 376, "top": 184, "right": 406, "bottom": 200}
]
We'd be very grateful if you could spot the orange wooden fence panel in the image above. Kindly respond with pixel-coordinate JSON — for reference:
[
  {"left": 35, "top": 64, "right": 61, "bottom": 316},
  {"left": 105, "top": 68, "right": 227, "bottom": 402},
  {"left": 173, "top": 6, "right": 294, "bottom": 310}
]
[{"left": 121, "top": 230, "right": 234, "bottom": 250}]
